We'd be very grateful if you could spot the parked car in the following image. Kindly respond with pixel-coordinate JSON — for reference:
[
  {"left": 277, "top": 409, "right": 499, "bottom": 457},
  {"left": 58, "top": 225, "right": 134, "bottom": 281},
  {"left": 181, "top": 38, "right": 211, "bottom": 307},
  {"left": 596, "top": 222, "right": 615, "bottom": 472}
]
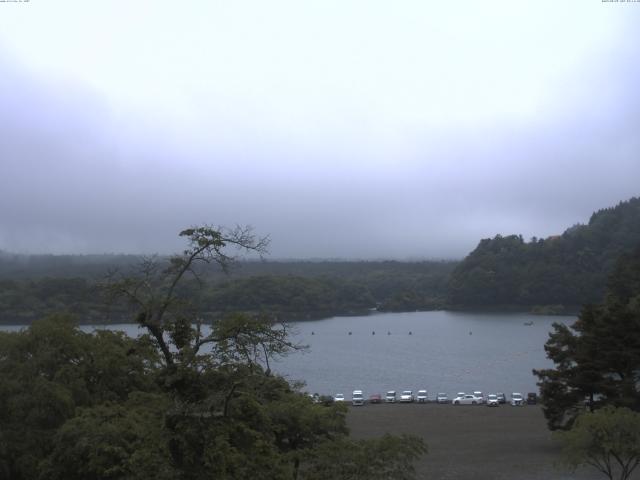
[
  {"left": 319, "top": 395, "right": 334, "bottom": 405},
  {"left": 400, "top": 390, "right": 414, "bottom": 402},
  {"left": 527, "top": 392, "right": 538, "bottom": 405},
  {"left": 385, "top": 391, "right": 397, "bottom": 403},
  {"left": 453, "top": 394, "right": 482, "bottom": 405},
  {"left": 369, "top": 393, "right": 382, "bottom": 404},
  {"left": 486, "top": 394, "right": 499, "bottom": 407},
  {"left": 352, "top": 390, "right": 364, "bottom": 406},
  {"left": 334, "top": 393, "right": 345, "bottom": 402},
  {"left": 436, "top": 392, "right": 449, "bottom": 404},
  {"left": 496, "top": 392, "right": 507, "bottom": 404},
  {"left": 416, "top": 390, "right": 428, "bottom": 403},
  {"left": 511, "top": 393, "right": 524, "bottom": 406},
  {"left": 473, "top": 391, "right": 485, "bottom": 404}
]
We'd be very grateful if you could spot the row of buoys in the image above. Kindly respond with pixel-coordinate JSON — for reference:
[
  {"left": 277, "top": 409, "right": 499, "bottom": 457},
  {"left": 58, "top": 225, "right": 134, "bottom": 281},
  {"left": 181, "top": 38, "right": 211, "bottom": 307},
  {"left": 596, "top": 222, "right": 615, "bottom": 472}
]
[
  {"left": 309, "top": 331, "right": 472, "bottom": 336},
  {"left": 310, "top": 331, "right": 414, "bottom": 335}
]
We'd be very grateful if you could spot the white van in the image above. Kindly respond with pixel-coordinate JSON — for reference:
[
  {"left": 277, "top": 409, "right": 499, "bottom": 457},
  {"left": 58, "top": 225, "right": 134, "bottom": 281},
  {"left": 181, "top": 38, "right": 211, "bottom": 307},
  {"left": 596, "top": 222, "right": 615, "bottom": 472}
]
[{"left": 352, "top": 390, "right": 364, "bottom": 406}]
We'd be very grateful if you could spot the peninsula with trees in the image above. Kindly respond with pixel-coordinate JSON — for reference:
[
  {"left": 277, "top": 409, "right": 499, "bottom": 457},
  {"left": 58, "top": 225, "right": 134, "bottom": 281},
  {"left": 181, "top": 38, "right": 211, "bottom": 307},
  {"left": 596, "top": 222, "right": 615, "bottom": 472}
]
[{"left": 0, "top": 196, "right": 639, "bottom": 324}]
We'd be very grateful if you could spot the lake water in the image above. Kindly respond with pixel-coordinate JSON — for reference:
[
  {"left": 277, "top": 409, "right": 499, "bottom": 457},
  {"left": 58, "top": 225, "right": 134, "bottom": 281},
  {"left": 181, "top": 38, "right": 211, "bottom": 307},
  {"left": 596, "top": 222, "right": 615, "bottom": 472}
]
[
  {"left": 1, "top": 311, "right": 574, "bottom": 400},
  {"left": 271, "top": 311, "right": 574, "bottom": 398}
]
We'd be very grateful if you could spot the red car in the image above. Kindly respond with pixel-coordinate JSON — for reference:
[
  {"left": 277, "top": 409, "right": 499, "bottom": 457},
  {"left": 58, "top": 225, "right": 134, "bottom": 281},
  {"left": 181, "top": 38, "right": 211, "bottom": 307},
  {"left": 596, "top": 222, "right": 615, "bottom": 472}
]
[{"left": 369, "top": 393, "right": 382, "bottom": 404}]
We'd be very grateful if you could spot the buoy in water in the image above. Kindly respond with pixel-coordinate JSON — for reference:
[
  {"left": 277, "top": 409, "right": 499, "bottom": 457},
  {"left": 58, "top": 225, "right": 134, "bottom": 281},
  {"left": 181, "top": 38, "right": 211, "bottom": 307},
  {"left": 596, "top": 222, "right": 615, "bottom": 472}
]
[
  {"left": 409, "top": 331, "right": 412, "bottom": 335},
  {"left": 387, "top": 331, "right": 391, "bottom": 335},
  {"left": 348, "top": 331, "right": 352, "bottom": 335},
  {"left": 311, "top": 331, "right": 314, "bottom": 335},
  {"left": 372, "top": 331, "right": 375, "bottom": 335}
]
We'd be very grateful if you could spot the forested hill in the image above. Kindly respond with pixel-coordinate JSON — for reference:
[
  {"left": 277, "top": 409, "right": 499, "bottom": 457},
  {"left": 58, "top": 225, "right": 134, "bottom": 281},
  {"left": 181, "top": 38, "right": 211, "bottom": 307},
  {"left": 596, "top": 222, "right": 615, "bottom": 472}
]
[
  {"left": 448, "top": 197, "right": 640, "bottom": 312},
  {"left": 0, "top": 258, "right": 456, "bottom": 324},
  {"left": 3, "top": 197, "right": 639, "bottom": 323}
]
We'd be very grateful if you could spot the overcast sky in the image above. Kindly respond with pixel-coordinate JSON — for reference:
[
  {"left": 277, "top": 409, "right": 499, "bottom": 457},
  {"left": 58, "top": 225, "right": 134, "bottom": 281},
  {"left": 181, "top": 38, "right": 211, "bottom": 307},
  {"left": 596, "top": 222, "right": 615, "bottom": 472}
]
[{"left": 0, "top": 1, "right": 639, "bottom": 259}]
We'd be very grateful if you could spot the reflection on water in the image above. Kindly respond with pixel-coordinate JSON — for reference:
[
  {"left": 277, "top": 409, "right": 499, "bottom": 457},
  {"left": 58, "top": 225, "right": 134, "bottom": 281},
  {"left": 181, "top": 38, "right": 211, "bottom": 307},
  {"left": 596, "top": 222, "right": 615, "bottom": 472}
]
[{"left": 1, "top": 311, "right": 574, "bottom": 399}]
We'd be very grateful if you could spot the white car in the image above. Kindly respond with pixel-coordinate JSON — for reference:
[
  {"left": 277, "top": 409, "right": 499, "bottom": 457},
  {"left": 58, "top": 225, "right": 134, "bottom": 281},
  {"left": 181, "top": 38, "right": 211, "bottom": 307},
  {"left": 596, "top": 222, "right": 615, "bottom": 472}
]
[
  {"left": 352, "top": 390, "right": 364, "bottom": 406},
  {"left": 511, "top": 393, "right": 524, "bottom": 406},
  {"left": 416, "top": 390, "right": 428, "bottom": 403},
  {"left": 473, "top": 391, "right": 485, "bottom": 404},
  {"left": 399, "top": 390, "right": 414, "bottom": 403},
  {"left": 385, "top": 391, "right": 396, "bottom": 403},
  {"left": 436, "top": 392, "right": 449, "bottom": 404},
  {"left": 452, "top": 394, "right": 482, "bottom": 405},
  {"left": 486, "top": 394, "right": 499, "bottom": 407},
  {"left": 334, "top": 393, "right": 345, "bottom": 402}
]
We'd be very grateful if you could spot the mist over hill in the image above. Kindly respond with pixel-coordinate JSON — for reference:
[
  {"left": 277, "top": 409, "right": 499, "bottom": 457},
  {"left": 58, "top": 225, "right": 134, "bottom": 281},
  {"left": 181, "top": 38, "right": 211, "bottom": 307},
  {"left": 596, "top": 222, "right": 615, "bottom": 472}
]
[{"left": 448, "top": 197, "right": 640, "bottom": 312}]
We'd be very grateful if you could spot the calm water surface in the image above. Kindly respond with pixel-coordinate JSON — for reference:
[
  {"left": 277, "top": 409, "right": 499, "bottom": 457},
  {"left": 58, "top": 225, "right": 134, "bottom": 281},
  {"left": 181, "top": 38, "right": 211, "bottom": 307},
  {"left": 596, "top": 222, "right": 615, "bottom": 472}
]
[
  {"left": 271, "top": 311, "right": 574, "bottom": 398},
  {"left": 2, "top": 311, "right": 574, "bottom": 399}
]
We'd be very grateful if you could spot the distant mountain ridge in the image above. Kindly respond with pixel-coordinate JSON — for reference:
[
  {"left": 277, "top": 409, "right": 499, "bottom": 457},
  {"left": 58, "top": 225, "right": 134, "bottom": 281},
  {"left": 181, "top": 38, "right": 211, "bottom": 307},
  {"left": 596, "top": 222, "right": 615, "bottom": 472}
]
[
  {"left": 2, "top": 198, "right": 639, "bottom": 323},
  {"left": 448, "top": 197, "right": 640, "bottom": 312}
]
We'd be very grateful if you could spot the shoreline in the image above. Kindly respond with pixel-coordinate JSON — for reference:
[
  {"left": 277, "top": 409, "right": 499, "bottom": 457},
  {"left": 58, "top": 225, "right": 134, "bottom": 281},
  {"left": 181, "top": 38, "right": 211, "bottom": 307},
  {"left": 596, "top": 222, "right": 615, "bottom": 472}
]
[{"left": 0, "top": 306, "right": 578, "bottom": 327}]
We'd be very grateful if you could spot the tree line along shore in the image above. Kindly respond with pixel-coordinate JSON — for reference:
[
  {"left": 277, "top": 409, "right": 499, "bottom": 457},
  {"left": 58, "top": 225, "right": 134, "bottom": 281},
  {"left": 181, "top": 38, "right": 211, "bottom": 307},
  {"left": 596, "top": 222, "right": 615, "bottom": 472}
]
[{"left": 1, "top": 196, "right": 639, "bottom": 325}]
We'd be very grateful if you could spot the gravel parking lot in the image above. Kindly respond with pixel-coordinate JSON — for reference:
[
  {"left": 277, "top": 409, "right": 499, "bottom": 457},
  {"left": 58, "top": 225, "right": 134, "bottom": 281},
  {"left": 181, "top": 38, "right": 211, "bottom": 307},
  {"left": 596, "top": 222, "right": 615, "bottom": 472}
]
[{"left": 346, "top": 403, "right": 615, "bottom": 480}]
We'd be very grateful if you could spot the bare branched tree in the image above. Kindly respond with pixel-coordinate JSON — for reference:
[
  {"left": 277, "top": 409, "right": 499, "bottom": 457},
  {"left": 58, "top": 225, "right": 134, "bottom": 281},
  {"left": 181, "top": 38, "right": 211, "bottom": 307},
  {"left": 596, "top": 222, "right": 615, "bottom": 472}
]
[{"left": 101, "top": 225, "right": 295, "bottom": 370}]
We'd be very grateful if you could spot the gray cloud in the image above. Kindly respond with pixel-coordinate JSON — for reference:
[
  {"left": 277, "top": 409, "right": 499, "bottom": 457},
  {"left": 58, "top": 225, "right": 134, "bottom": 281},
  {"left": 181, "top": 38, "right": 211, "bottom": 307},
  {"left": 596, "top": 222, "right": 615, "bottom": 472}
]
[{"left": 0, "top": 5, "right": 639, "bottom": 259}]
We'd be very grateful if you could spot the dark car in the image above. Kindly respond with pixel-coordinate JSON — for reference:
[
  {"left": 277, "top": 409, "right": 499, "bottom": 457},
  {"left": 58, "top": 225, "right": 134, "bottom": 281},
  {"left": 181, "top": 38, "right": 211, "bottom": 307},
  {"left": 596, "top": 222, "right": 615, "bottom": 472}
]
[
  {"left": 496, "top": 393, "right": 507, "bottom": 404},
  {"left": 526, "top": 392, "right": 538, "bottom": 405},
  {"left": 369, "top": 393, "right": 382, "bottom": 404}
]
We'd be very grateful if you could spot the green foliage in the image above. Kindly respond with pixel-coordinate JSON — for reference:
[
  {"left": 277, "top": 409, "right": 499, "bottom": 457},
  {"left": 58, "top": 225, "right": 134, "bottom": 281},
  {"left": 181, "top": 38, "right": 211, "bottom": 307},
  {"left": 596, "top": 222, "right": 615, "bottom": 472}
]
[
  {"left": 40, "top": 396, "right": 173, "bottom": 480},
  {"left": 211, "top": 313, "right": 301, "bottom": 374},
  {"left": 449, "top": 197, "right": 640, "bottom": 309},
  {"left": 0, "top": 277, "right": 104, "bottom": 324},
  {"left": 0, "top": 226, "right": 428, "bottom": 479},
  {"left": 534, "top": 246, "right": 640, "bottom": 430},
  {"left": 266, "top": 393, "right": 349, "bottom": 453},
  {"left": 556, "top": 406, "right": 640, "bottom": 480},
  {"left": 0, "top": 315, "right": 160, "bottom": 480},
  {"left": 202, "top": 275, "right": 376, "bottom": 320},
  {"left": 0, "top": 316, "right": 426, "bottom": 480},
  {"left": 0, "top": 259, "right": 456, "bottom": 325}
]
